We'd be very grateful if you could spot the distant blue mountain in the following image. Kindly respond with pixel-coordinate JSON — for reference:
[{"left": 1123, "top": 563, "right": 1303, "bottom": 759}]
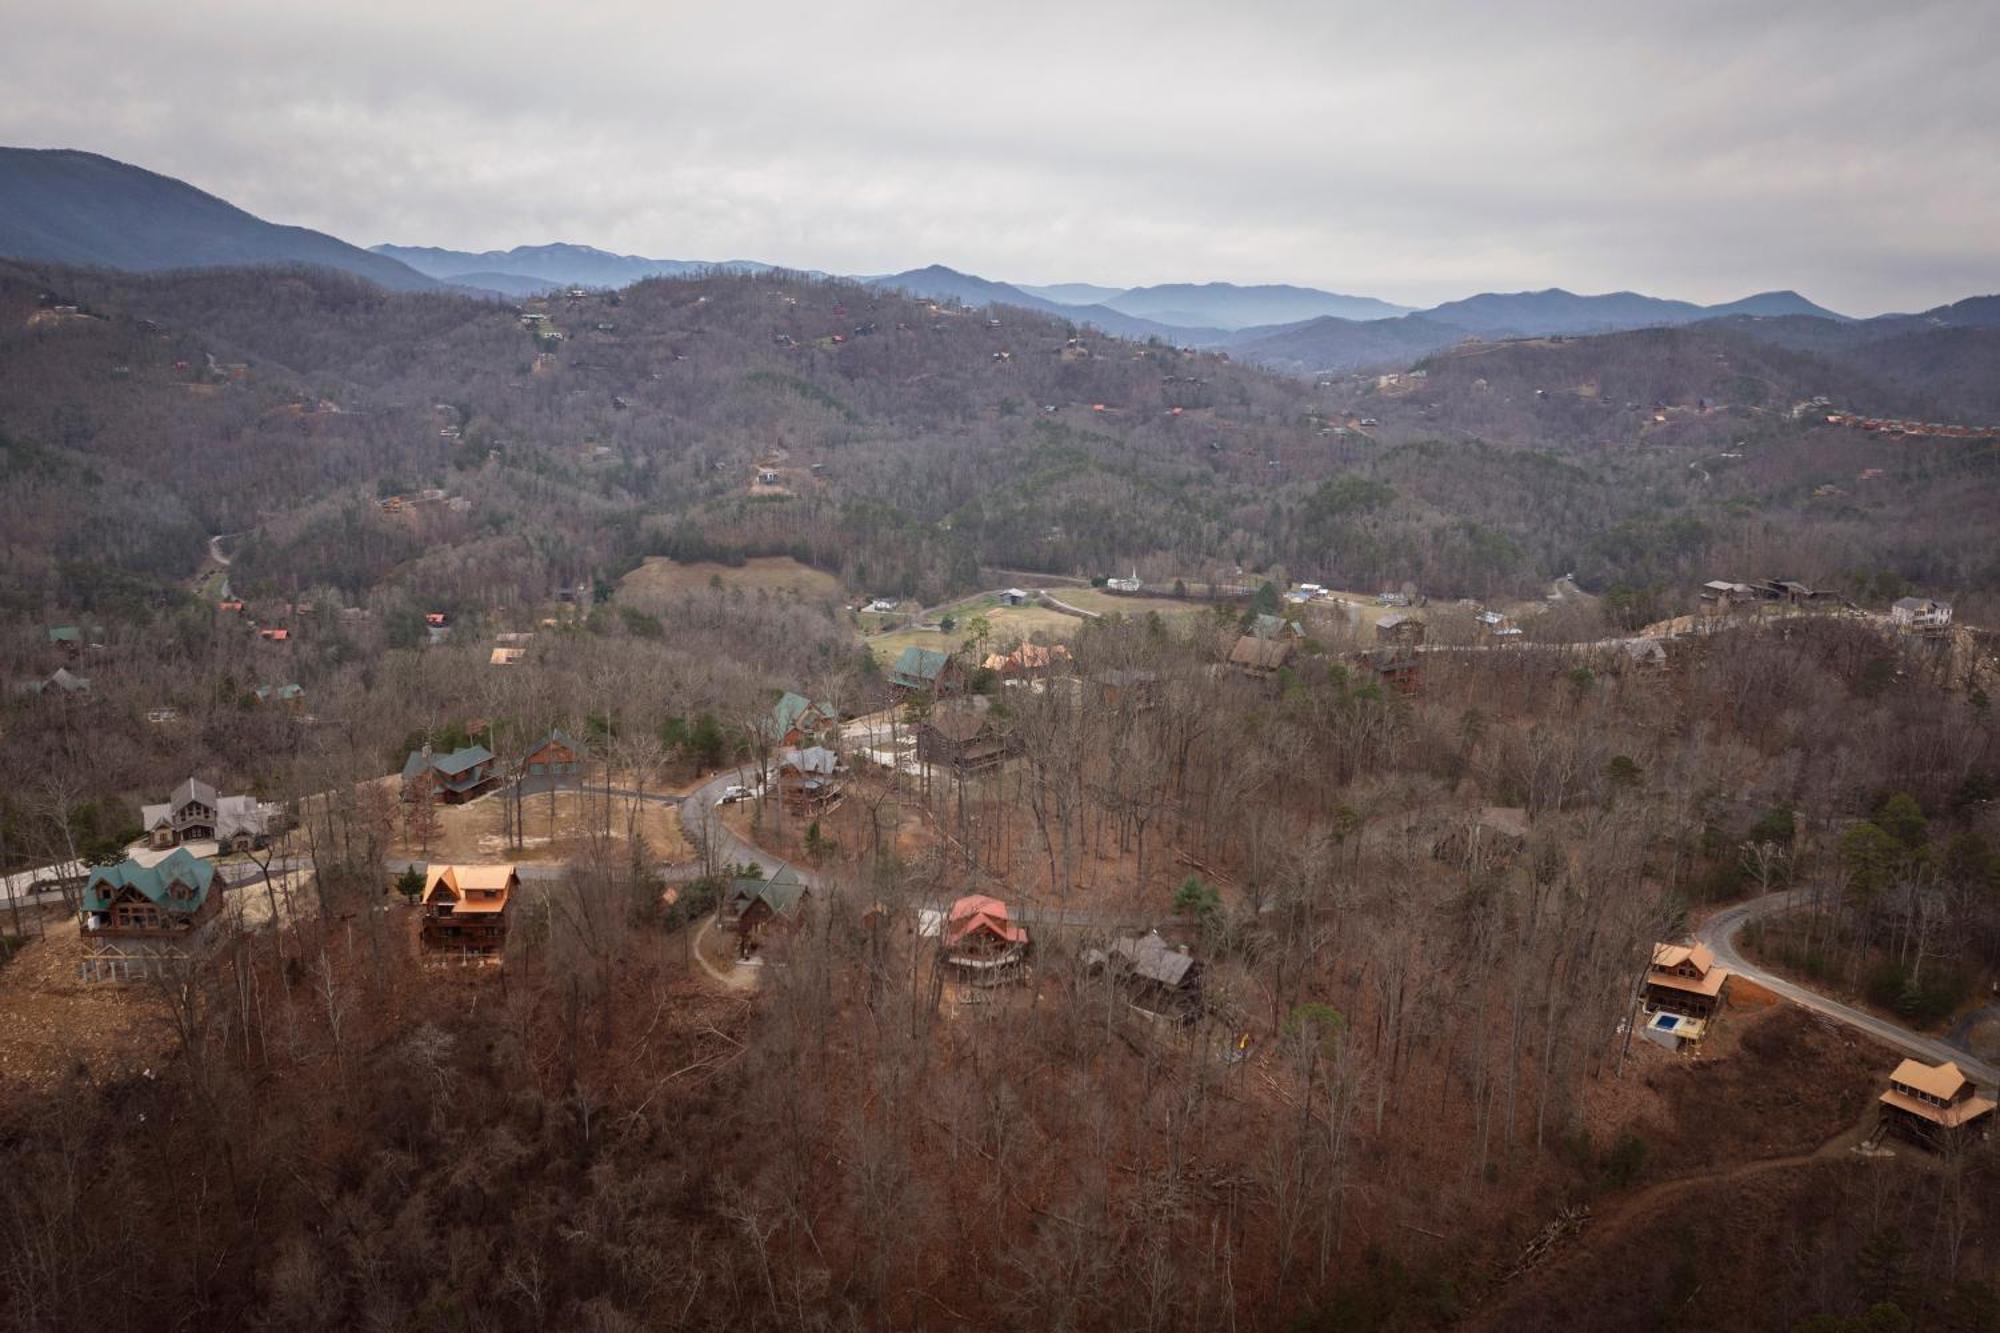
[
  {"left": 372, "top": 241, "right": 785, "bottom": 290},
  {"left": 1106, "top": 281, "right": 1409, "bottom": 330},
  {"left": 864, "top": 265, "right": 1220, "bottom": 342},
  {"left": 1016, "top": 281, "right": 1129, "bottom": 306},
  {"left": 0, "top": 147, "right": 442, "bottom": 292}
]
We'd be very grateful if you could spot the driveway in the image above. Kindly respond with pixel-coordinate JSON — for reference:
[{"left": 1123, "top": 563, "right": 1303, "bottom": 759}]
[
  {"left": 679, "top": 767, "right": 821, "bottom": 889},
  {"left": 1697, "top": 889, "right": 2000, "bottom": 1087}
]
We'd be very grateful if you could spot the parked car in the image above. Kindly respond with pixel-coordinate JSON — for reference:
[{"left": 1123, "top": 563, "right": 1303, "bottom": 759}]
[{"left": 716, "top": 784, "right": 759, "bottom": 806}]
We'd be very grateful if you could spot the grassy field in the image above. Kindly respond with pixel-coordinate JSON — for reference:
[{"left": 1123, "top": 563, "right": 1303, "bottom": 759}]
[
  {"left": 617, "top": 555, "right": 842, "bottom": 604},
  {"left": 862, "top": 595, "right": 1090, "bottom": 663},
  {"left": 1053, "top": 587, "right": 1217, "bottom": 620}
]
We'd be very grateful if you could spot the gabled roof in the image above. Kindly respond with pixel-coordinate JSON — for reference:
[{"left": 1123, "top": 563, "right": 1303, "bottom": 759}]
[
  {"left": 1648, "top": 941, "right": 1727, "bottom": 996},
  {"left": 946, "top": 894, "right": 1027, "bottom": 946},
  {"left": 1229, "top": 635, "right": 1292, "bottom": 670},
  {"left": 1652, "top": 942, "right": 1716, "bottom": 973},
  {"left": 927, "top": 697, "right": 1005, "bottom": 744},
  {"left": 423, "top": 863, "right": 517, "bottom": 910},
  {"left": 1095, "top": 931, "right": 1197, "bottom": 987},
  {"left": 769, "top": 690, "right": 833, "bottom": 739},
  {"left": 889, "top": 646, "right": 952, "bottom": 688},
  {"left": 527, "top": 729, "right": 580, "bottom": 759},
  {"left": 433, "top": 745, "right": 493, "bottom": 775},
  {"left": 1889, "top": 1058, "right": 1969, "bottom": 1101},
  {"left": 779, "top": 745, "right": 839, "bottom": 776},
  {"left": 1250, "top": 613, "right": 1301, "bottom": 640},
  {"left": 83, "top": 848, "right": 216, "bottom": 914},
  {"left": 727, "top": 865, "right": 810, "bottom": 916}
]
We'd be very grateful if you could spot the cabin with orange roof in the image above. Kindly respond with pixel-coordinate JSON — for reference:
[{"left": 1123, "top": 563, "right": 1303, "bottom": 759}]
[
  {"left": 943, "top": 894, "right": 1029, "bottom": 984},
  {"left": 420, "top": 864, "right": 517, "bottom": 961},
  {"left": 1643, "top": 941, "right": 1729, "bottom": 1021},
  {"left": 1878, "top": 1059, "right": 1996, "bottom": 1145}
]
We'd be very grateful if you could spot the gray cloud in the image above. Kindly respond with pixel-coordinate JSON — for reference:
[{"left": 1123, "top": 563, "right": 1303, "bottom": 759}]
[{"left": 2, "top": 0, "right": 1995, "bottom": 312}]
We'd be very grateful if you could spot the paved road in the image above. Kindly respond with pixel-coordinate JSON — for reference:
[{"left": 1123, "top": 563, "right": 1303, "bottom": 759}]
[
  {"left": 679, "top": 767, "right": 821, "bottom": 888},
  {"left": 1697, "top": 889, "right": 2000, "bottom": 1087}
]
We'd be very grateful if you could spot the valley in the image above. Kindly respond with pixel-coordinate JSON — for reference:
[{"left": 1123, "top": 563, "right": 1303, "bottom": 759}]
[{"left": 1, "top": 149, "right": 1998, "bottom": 1333}]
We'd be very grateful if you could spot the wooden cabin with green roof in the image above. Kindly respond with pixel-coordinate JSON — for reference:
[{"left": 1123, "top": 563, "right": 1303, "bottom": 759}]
[
  {"left": 521, "top": 729, "right": 584, "bottom": 781},
  {"left": 722, "top": 866, "right": 812, "bottom": 957},
  {"left": 888, "top": 645, "right": 963, "bottom": 698},
  {"left": 766, "top": 691, "right": 837, "bottom": 747},
  {"left": 79, "top": 848, "right": 223, "bottom": 980},
  {"left": 401, "top": 743, "right": 500, "bottom": 803}
]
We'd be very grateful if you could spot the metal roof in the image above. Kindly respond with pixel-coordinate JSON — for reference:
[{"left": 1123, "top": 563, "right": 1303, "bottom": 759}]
[{"left": 83, "top": 848, "right": 216, "bottom": 914}]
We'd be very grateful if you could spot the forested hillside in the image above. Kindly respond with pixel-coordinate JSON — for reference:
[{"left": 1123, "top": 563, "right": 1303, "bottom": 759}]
[{"left": 4, "top": 260, "right": 1996, "bottom": 633}]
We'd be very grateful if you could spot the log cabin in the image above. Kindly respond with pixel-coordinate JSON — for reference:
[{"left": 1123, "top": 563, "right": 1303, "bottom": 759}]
[
  {"left": 420, "top": 864, "right": 516, "bottom": 961},
  {"left": 1878, "top": 1059, "right": 1996, "bottom": 1145},
  {"left": 1643, "top": 942, "right": 1730, "bottom": 1022}
]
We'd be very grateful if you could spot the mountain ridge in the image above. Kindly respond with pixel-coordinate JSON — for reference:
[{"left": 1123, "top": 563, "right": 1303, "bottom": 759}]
[{"left": 0, "top": 148, "right": 444, "bottom": 293}]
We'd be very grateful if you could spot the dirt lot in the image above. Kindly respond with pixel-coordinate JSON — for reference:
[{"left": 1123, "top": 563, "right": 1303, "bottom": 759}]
[
  {"left": 393, "top": 787, "right": 691, "bottom": 864},
  {"left": 616, "top": 555, "right": 841, "bottom": 603},
  {"left": 0, "top": 914, "right": 172, "bottom": 1097},
  {"left": 1618, "top": 1003, "right": 1884, "bottom": 1171}
]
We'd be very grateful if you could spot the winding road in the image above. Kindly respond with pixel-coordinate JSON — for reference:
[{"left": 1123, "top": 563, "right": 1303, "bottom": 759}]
[{"left": 1696, "top": 888, "right": 2000, "bottom": 1087}]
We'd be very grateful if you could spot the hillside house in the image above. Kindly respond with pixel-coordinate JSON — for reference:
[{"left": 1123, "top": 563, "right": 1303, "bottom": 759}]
[
  {"left": 999, "top": 588, "right": 1030, "bottom": 606},
  {"left": 776, "top": 746, "right": 844, "bottom": 816},
  {"left": 1106, "top": 571, "right": 1143, "bottom": 593},
  {"left": 722, "top": 866, "right": 811, "bottom": 957},
  {"left": 982, "top": 642, "right": 1071, "bottom": 678},
  {"left": 766, "top": 691, "right": 837, "bottom": 747},
  {"left": 1356, "top": 649, "right": 1421, "bottom": 695},
  {"left": 918, "top": 697, "right": 1015, "bottom": 773},
  {"left": 1375, "top": 612, "right": 1427, "bottom": 646},
  {"left": 1699, "top": 580, "right": 1760, "bottom": 612},
  {"left": 46, "top": 624, "right": 100, "bottom": 658},
  {"left": 141, "top": 777, "right": 273, "bottom": 852},
  {"left": 1643, "top": 942, "right": 1729, "bottom": 1025},
  {"left": 420, "top": 864, "right": 516, "bottom": 961},
  {"left": 80, "top": 849, "right": 224, "bottom": 980},
  {"left": 253, "top": 682, "right": 304, "bottom": 708},
  {"left": 1249, "top": 613, "right": 1304, "bottom": 640},
  {"left": 1084, "top": 930, "right": 1203, "bottom": 1017},
  {"left": 865, "top": 598, "right": 900, "bottom": 614},
  {"left": 1228, "top": 634, "right": 1294, "bottom": 680},
  {"left": 401, "top": 744, "right": 500, "bottom": 804},
  {"left": 888, "top": 645, "right": 963, "bottom": 697},
  {"left": 521, "top": 730, "right": 584, "bottom": 781},
  {"left": 1090, "top": 667, "right": 1160, "bottom": 709},
  {"left": 1878, "top": 1059, "right": 1996, "bottom": 1145},
  {"left": 1890, "top": 597, "right": 1953, "bottom": 633},
  {"left": 1476, "top": 610, "right": 1521, "bottom": 638},
  {"left": 943, "top": 895, "right": 1029, "bottom": 984},
  {"left": 14, "top": 667, "right": 91, "bottom": 698},
  {"left": 489, "top": 647, "right": 525, "bottom": 666}
]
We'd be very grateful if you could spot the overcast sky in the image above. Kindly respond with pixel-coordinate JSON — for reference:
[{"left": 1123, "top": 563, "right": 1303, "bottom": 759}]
[{"left": 3, "top": 0, "right": 1995, "bottom": 313}]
